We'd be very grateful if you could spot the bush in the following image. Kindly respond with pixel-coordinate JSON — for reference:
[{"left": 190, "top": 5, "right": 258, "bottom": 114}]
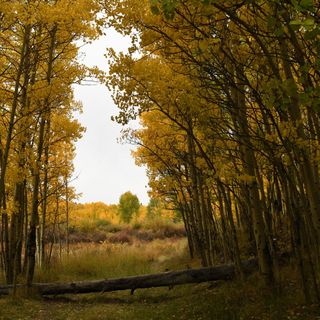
[
  {"left": 68, "top": 230, "right": 108, "bottom": 243},
  {"left": 108, "top": 229, "right": 133, "bottom": 244},
  {"left": 132, "top": 222, "right": 142, "bottom": 230},
  {"left": 95, "top": 218, "right": 111, "bottom": 228},
  {"left": 135, "top": 230, "right": 154, "bottom": 241},
  {"left": 103, "top": 223, "right": 124, "bottom": 233},
  {"left": 91, "top": 231, "right": 108, "bottom": 243}
]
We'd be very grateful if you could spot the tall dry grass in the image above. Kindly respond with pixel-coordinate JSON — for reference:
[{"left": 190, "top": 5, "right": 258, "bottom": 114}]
[{"left": 35, "top": 238, "right": 193, "bottom": 283}]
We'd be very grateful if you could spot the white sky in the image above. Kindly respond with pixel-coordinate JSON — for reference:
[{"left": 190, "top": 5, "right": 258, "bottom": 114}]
[{"left": 71, "top": 28, "right": 150, "bottom": 205}]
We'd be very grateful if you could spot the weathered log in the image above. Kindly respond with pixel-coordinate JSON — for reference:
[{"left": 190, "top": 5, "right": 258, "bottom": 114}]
[{"left": 0, "top": 259, "right": 258, "bottom": 296}]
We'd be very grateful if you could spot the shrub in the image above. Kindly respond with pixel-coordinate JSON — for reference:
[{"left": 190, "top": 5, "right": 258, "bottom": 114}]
[
  {"left": 95, "top": 218, "right": 111, "bottom": 228},
  {"left": 108, "top": 229, "right": 133, "bottom": 244},
  {"left": 135, "top": 230, "right": 154, "bottom": 241},
  {"left": 91, "top": 231, "right": 108, "bottom": 243},
  {"left": 132, "top": 222, "right": 142, "bottom": 230},
  {"left": 103, "top": 223, "right": 124, "bottom": 233}
]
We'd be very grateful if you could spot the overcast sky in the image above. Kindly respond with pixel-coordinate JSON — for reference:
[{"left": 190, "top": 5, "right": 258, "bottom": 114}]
[{"left": 71, "top": 29, "right": 150, "bottom": 205}]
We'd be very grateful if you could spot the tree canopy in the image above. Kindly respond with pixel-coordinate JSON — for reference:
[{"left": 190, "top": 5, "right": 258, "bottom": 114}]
[{"left": 118, "top": 191, "right": 140, "bottom": 223}]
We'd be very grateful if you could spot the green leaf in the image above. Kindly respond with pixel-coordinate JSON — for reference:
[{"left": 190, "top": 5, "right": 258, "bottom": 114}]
[
  {"left": 150, "top": 0, "right": 160, "bottom": 15},
  {"left": 274, "top": 27, "right": 284, "bottom": 36},
  {"left": 267, "top": 16, "right": 276, "bottom": 29},
  {"left": 290, "top": 20, "right": 303, "bottom": 25},
  {"left": 161, "top": 0, "right": 178, "bottom": 20},
  {"left": 299, "top": 0, "right": 313, "bottom": 10},
  {"left": 150, "top": 5, "right": 160, "bottom": 15},
  {"left": 305, "top": 28, "right": 320, "bottom": 40},
  {"left": 302, "top": 18, "right": 315, "bottom": 26},
  {"left": 289, "top": 18, "right": 315, "bottom": 30}
]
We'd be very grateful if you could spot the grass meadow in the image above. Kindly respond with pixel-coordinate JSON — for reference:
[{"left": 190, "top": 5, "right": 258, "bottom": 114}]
[
  {"left": 0, "top": 215, "right": 319, "bottom": 320},
  {"left": 35, "top": 238, "right": 191, "bottom": 283}
]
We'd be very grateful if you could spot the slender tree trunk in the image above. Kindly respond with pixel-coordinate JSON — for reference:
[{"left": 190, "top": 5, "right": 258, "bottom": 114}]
[
  {"left": 230, "top": 69, "right": 273, "bottom": 283},
  {"left": 0, "top": 26, "right": 31, "bottom": 284},
  {"left": 26, "top": 25, "right": 57, "bottom": 287},
  {"left": 65, "top": 178, "right": 70, "bottom": 256}
]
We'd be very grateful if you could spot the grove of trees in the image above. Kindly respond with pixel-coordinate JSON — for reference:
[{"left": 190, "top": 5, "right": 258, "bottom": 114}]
[
  {"left": 1, "top": 0, "right": 320, "bottom": 305},
  {"left": 0, "top": 0, "right": 103, "bottom": 287},
  {"left": 105, "top": 0, "right": 320, "bottom": 302}
]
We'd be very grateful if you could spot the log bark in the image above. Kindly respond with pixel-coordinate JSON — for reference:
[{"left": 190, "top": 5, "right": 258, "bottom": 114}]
[{"left": 0, "top": 259, "right": 258, "bottom": 296}]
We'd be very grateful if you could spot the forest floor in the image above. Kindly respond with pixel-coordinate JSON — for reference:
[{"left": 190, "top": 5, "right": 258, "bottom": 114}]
[{"left": 1, "top": 238, "right": 320, "bottom": 320}]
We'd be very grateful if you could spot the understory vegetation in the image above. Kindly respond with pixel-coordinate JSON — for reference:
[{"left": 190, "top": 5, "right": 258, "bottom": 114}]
[
  {"left": 1, "top": 238, "right": 319, "bottom": 320},
  {"left": 64, "top": 202, "right": 185, "bottom": 244},
  {"left": 35, "top": 239, "right": 190, "bottom": 283},
  {"left": 66, "top": 222, "right": 186, "bottom": 244}
]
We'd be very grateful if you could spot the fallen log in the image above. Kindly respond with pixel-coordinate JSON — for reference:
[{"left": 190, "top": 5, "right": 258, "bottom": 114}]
[{"left": 0, "top": 259, "right": 258, "bottom": 296}]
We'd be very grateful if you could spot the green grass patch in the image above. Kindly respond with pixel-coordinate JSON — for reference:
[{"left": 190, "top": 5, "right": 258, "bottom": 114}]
[{"left": 1, "top": 279, "right": 319, "bottom": 320}]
